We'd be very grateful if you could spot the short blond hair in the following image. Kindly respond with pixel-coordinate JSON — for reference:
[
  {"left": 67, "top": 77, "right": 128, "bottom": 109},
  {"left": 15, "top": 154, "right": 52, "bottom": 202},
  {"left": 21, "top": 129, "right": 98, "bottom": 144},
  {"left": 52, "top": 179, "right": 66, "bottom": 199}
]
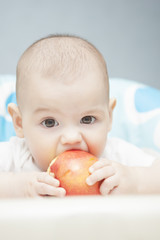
[{"left": 16, "top": 34, "right": 109, "bottom": 106}]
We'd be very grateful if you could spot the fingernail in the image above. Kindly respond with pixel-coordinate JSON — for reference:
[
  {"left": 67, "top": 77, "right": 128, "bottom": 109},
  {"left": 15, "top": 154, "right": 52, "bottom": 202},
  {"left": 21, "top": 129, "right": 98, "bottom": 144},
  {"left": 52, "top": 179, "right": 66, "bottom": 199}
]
[
  {"left": 60, "top": 189, "right": 66, "bottom": 197},
  {"left": 86, "top": 177, "right": 92, "bottom": 186},
  {"left": 49, "top": 172, "right": 55, "bottom": 177},
  {"left": 89, "top": 167, "right": 94, "bottom": 173},
  {"left": 55, "top": 180, "right": 60, "bottom": 186}
]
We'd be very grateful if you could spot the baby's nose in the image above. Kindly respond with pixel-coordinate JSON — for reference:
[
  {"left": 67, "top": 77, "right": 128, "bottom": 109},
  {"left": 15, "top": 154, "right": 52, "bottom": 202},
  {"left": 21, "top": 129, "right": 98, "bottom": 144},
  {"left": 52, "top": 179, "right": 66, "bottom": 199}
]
[{"left": 61, "top": 128, "right": 82, "bottom": 145}]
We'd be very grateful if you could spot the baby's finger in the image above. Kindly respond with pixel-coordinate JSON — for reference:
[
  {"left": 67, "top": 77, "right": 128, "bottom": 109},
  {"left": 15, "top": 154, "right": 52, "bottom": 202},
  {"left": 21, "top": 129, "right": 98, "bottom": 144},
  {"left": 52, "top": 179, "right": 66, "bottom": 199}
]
[
  {"left": 86, "top": 166, "right": 115, "bottom": 186},
  {"left": 37, "top": 172, "right": 60, "bottom": 187},
  {"left": 100, "top": 175, "right": 119, "bottom": 195},
  {"left": 89, "top": 158, "right": 111, "bottom": 173},
  {"left": 36, "top": 182, "right": 66, "bottom": 197},
  {"left": 49, "top": 172, "right": 55, "bottom": 178}
]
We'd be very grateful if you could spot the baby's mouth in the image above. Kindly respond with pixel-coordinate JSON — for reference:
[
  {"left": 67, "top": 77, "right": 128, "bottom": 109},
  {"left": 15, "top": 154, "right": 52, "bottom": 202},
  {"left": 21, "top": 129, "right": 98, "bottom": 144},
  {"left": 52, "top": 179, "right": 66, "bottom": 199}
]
[
  {"left": 64, "top": 148, "right": 87, "bottom": 152},
  {"left": 60, "top": 147, "right": 89, "bottom": 155}
]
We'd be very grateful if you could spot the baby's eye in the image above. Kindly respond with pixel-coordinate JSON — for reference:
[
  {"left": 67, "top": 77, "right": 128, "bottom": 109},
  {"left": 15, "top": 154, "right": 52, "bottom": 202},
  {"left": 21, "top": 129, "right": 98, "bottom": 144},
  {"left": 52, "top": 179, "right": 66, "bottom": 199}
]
[
  {"left": 80, "top": 116, "right": 96, "bottom": 124},
  {"left": 41, "top": 119, "right": 59, "bottom": 128}
]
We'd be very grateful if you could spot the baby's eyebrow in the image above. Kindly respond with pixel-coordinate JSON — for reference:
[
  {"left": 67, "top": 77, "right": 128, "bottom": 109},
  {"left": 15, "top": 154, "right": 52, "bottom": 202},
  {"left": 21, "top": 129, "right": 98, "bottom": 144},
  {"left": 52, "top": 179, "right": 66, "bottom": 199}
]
[
  {"left": 82, "top": 109, "right": 106, "bottom": 116},
  {"left": 33, "top": 107, "right": 106, "bottom": 118},
  {"left": 33, "top": 107, "right": 50, "bottom": 113},
  {"left": 33, "top": 107, "right": 60, "bottom": 114}
]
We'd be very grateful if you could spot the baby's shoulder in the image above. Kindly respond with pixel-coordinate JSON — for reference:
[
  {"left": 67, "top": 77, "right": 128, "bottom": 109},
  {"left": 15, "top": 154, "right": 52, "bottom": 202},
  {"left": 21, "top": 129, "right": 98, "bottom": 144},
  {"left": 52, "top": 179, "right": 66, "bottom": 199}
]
[
  {"left": 106, "top": 137, "right": 132, "bottom": 150},
  {"left": 104, "top": 137, "right": 155, "bottom": 166},
  {"left": 0, "top": 136, "right": 30, "bottom": 171}
]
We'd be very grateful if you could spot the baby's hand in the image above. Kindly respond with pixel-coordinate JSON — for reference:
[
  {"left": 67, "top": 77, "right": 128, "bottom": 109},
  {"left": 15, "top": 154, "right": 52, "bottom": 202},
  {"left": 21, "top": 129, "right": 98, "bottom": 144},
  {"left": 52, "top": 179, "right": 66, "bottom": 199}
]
[
  {"left": 86, "top": 158, "right": 137, "bottom": 195},
  {"left": 86, "top": 158, "right": 116, "bottom": 195},
  {"left": 23, "top": 172, "right": 66, "bottom": 197}
]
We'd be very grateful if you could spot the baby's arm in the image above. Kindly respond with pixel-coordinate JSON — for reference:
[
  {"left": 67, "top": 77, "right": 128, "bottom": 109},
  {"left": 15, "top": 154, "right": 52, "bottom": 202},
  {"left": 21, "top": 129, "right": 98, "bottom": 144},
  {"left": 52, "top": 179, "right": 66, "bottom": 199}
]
[
  {"left": 0, "top": 172, "right": 66, "bottom": 198},
  {"left": 86, "top": 158, "right": 160, "bottom": 195},
  {"left": 133, "top": 158, "right": 160, "bottom": 194}
]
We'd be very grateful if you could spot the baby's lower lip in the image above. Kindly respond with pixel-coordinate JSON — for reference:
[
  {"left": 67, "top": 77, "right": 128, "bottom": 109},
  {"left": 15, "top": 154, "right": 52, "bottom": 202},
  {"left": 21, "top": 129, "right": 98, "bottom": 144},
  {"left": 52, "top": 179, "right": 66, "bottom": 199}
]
[
  {"left": 63, "top": 148, "right": 88, "bottom": 153},
  {"left": 65, "top": 149, "right": 84, "bottom": 152}
]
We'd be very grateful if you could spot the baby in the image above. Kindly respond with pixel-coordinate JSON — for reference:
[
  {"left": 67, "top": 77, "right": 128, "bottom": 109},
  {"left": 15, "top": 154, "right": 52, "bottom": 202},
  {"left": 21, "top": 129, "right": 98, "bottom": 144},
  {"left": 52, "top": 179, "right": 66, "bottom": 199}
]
[{"left": 0, "top": 34, "right": 159, "bottom": 197}]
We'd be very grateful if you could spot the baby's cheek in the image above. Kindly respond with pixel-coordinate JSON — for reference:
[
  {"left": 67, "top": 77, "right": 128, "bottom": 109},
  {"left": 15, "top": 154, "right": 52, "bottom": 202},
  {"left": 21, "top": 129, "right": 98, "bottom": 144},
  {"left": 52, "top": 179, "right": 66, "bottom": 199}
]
[
  {"left": 88, "top": 129, "right": 107, "bottom": 157},
  {"left": 90, "top": 139, "right": 106, "bottom": 158},
  {"left": 89, "top": 145, "right": 101, "bottom": 158}
]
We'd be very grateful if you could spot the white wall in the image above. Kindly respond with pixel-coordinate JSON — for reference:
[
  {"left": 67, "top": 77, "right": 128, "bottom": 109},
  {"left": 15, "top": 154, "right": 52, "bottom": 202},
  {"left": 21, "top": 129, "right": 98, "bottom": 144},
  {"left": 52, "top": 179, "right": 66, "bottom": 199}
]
[{"left": 0, "top": 0, "right": 160, "bottom": 88}]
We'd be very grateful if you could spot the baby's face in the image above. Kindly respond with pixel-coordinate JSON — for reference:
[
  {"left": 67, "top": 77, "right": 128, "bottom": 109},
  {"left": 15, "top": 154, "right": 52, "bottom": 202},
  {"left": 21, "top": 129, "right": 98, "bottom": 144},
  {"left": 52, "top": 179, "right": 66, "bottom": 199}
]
[{"left": 20, "top": 68, "right": 113, "bottom": 171}]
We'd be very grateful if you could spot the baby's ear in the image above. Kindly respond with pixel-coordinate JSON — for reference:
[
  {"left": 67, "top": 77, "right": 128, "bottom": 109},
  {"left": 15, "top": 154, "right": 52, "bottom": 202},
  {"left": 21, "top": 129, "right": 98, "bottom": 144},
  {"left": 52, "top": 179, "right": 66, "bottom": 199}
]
[
  {"left": 109, "top": 97, "right": 116, "bottom": 113},
  {"left": 108, "top": 97, "right": 117, "bottom": 131},
  {"left": 8, "top": 103, "right": 24, "bottom": 138}
]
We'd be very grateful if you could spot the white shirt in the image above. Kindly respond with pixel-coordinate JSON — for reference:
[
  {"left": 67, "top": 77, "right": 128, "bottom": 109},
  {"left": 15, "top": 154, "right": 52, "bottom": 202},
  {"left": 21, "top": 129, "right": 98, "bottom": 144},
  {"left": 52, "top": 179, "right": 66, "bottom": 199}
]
[
  {"left": 0, "top": 136, "right": 155, "bottom": 172},
  {"left": 0, "top": 137, "right": 40, "bottom": 172}
]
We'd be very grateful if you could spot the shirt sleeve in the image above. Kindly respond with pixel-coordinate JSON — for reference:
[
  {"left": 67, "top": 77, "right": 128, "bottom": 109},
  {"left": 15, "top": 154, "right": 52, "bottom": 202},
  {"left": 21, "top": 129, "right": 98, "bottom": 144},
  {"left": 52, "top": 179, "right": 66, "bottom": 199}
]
[
  {"left": 0, "top": 137, "right": 40, "bottom": 172},
  {"left": 0, "top": 141, "right": 14, "bottom": 171},
  {"left": 104, "top": 138, "right": 156, "bottom": 167}
]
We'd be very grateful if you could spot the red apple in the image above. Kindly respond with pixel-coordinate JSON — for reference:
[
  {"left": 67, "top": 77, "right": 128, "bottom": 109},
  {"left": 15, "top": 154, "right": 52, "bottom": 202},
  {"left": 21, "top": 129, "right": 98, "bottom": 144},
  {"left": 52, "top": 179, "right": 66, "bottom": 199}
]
[{"left": 47, "top": 150, "right": 102, "bottom": 196}]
